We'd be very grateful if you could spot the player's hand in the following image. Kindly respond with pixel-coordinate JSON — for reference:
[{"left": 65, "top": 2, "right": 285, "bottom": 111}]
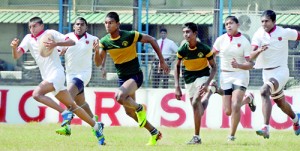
[
  {"left": 231, "top": 58, "right": 240, "bottom": 68},
  {"left": 175, "top": 86, "right": 182, "bottom": 100},
  {"left": 10, "top": 38, "right": 20, "bottom": 49},
  {"left": 199, "top": 82, "right": 209, "bottom": 96},
  {"left": 93, "top": 39, "right": 99, "bottom": 51},
  {"left": 44, "top": 38, "right": 57, "bottom": 50},
  {"left": 59, "top": 47, "right": 68, "bottom": 56},
  {"left": 159, "top": 61, "right": 170, "bottom": 74},
  {"left": 258, "top": 45, "right": 268, "bottom": 53}
]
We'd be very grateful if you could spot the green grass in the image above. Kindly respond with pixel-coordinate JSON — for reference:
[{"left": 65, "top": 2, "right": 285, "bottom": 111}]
[{"left": 0, "top": 123, "right": 299, "bottom": 151}]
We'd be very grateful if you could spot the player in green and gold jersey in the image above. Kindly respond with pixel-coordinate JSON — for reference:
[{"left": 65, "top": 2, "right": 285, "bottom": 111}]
[
  {"left": 94, "top": 12, "right": 169, "bottom": 146},
  {"left": 174, "top": 22, "right": 217, "bottom": 144}
]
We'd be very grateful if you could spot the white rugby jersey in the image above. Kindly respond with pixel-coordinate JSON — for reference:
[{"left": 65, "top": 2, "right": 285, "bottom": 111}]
[
  {"left": 213, "top": 33, "right": 251, "bottom": 71},
  {"left": 18, "top": 29, "right": 66, "bottom": 80},
  {"left": 64, "top": 32, "right": 98, "bottom": 74},
  {"left": 252, "top": 26, "right": 298, "bottom": 69}
]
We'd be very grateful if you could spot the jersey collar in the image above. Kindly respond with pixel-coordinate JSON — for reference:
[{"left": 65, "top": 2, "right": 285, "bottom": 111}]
[
  {"left": 31, "top": 30, "right": 45, "bottom": 41},
  {"left": 268, "top": 25, "right": 276, "bottom": 35},
  {"left": 227, "top": 32, "right": 241, "bottom": 42},
  {"left": 74, "top": 32, "right": 87, "bottom": 40}
]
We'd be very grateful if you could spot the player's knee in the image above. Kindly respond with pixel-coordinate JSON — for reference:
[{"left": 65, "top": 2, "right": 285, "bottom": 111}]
[
  {"left": 32, "top": 91, "right": 42, "bottom": 102},
  {"left": 225, "top": 110, "right": 231, "bottom": 116},
  {"left": 72, "top": 77, "right": 84, "bottom": 95},
  {"left": 191, "top": 100, "right": 199, "bottom": 108},
  {"left": 224, "top": 108, "right": 231, "bottom": 116},
  {"left": 114, "top": 92, "right": 126, "bottom": 104},
  {"left": 260, "top": 85, "right": 271, "bottom": 98}
]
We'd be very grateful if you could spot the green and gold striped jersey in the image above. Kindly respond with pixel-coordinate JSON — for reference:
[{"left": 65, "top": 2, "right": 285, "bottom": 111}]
[
  {"left": 100, "top": 30, "right": 142, "bottom": 78},
  {"left": 177, "top": 41, "right": 213, "bottom": 84}
]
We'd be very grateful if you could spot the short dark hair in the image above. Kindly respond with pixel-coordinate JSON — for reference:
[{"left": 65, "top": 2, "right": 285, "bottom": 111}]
[
  {"left": 106, "top": 12, "right": 120, "bottom": 23},
  {"left": 182, "top": 22, "right": 198, "bottom": 33},
  {"left": 75, "top": 17, "right": 88, "bottom": 26},
  {"left": 29, "top": 17, "right": 43, "bottom": 24},
  {"left": 225, "top": 16, "right": 239, "bottom": 24},
  {"left": 261, "top": 10, "right": 276, "bottom": 22},
  {"left": 160, "top": 28, "right": 167, "bottom": 33}
]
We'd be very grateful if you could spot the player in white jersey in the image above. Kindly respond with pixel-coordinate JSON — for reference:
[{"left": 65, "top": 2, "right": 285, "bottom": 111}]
[
  {"left": 55, "top": 17, "right": 105, "bottom": 138},
  {"left": 212, "top": 16, "right": 255, "bottom": 141},
  {"left": 250, "top": 10, "right": 300, "bottom": 139},
  {"left": 10, "top": 17, "right": 105, "bottom": 145}
]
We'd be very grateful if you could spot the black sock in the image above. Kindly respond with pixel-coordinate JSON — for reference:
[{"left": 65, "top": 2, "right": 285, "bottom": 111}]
[
  {"left": 136, "top": 104, "right": 143, "bottom": 112},
  {"left": 150, "top": 128, "right": 158, "bottom": 135}
]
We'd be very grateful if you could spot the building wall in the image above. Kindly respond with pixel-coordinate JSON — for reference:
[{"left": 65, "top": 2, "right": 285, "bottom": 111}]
[{"left": 0, "top": 24, "right": 20, "bottom": 65}]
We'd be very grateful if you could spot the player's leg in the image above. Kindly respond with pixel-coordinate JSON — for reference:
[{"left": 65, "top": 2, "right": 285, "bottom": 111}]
[
  {"left": 256, "top": 80, "right": 273, "bottom": 139},
  {"left": 228, "top": 85, "right": 246, "bottom": 141},
  {"left": 187, "top": 78, "right": 207, "bottom": 145},
  {"left": 272, "top": 89, "right": 300, "bottom": 135},
  {"left": 55, "top": 90, "right": 105, "bottom": 145},
  {"left": 115, "top": 72, "right": 147, "bottom": 128},
  {"left": 69, "top": 77, "right": 94, "bottom": 118},
  {"left": 123, "top": 103, "right": 162, "bottom": 146},
  {"left": 242, "top": 92, "right": 256, "bottom": 112},
  {"left": 32, "top": 81, "right": 65, "bottom": 113}
]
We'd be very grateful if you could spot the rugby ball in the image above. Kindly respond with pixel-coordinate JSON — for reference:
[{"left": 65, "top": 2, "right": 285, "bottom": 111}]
[{"left": 39, "top": 33, "right": 55, "bottom": 57}]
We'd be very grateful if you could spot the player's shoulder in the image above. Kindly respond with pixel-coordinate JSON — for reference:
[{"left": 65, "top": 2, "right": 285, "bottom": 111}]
[
  {"left": 45, "top": 29, "right": 60, "bottom": 34},
  {"left": 121, "top": 30, "right": 137, "bottom": 36},
  {"left": 197, "top": 41, "right": 210, "bottom": 50},
  {"left": 99, "top": 34, "right": 111, "bottom": 44},
  {"left": 178, "top": 42, "right": 188, "bottom": 50},
  {"left": 216, "top": 34, "right": 227, "bottom": 41},
  {"left": 86, "top": 32, "right": 98, "bottom": 40}
]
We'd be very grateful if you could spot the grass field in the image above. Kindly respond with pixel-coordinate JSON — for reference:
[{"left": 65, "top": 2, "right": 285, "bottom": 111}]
[{"left": 0, "top": 123, "right": 299, "bottom": 151}]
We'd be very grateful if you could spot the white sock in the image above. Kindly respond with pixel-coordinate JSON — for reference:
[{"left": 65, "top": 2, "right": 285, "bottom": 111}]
[
  {"left": 292, "top": 114, "right": 299, "bottom": 124},
  {"left": 66, "top": 124, "right": 71, "bottom": 130},
  {"left": 194, "top": 135, "right": 200, "bottom": 139},
  {"left": 93, "top": 122, "right": 99, "bottom": 130},
  {"left": 263, "top": 124, "right": 269, "bottom": 130},
  {"left": 61, "top": 110, "right": 68, "bottom": 115}
]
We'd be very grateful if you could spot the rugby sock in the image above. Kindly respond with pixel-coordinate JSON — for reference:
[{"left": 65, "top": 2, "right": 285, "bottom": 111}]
[
  {"left": 66, "top": 124, "right": 71, "bottom": 130},
  {"left": 194, "top": 135, "right": 200, "bottom": 139},
  {"left": 292, "top": 114, "right": 299, "bottom": 124},
  {"left": 93, "top": 122, "right": 99, "bottom": 131},
  {"left": 136, "top": 104, "right": 143, "bottom": 112},
  {"left": 263, "top": 124, "right": 269, "bottom": 130},
  {"left": 150, "top": 128, "right": 159, "bottom": 135},
  {"left": 61, "top": 110, "right": 69, "bottom": 115}
]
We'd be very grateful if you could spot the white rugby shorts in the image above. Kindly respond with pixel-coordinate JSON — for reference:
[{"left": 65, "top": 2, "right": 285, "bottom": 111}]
[
  {"left": 185, "top": 76, "right": 209, "bottom": 99},
  {"left": 220, "top": 70, "right": 249, "bottom": 90}
]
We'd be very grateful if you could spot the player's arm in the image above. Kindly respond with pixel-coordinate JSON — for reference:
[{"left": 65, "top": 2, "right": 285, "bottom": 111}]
[
  {"left": 231, "top": 57, "right": 254, "bottom": 70},
  {"left": 94, "top": 47, "right": 106, "bottom": 67},
  {"left": 206, "top": 55, "right": 217, "bottom": 87},
  {"left": 54, "top": 38, "right": 75, "bottom": 47},
  {"left": 250, "top": 45, "right": 267, "bottom": 60},
  {"left": 10, "top": 38, "right": 23, "bottom": 60},
  {"left": 140, "top": 34, "right": 170, "bottom": 74},
  {"left": 174, "top": 58, "right": 182, "bottom": 100}
]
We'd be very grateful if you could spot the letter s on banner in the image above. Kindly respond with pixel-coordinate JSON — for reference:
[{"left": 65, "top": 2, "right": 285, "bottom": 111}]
[{"left": 160, "top": 93, "right": 186, "bottom": 127}]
